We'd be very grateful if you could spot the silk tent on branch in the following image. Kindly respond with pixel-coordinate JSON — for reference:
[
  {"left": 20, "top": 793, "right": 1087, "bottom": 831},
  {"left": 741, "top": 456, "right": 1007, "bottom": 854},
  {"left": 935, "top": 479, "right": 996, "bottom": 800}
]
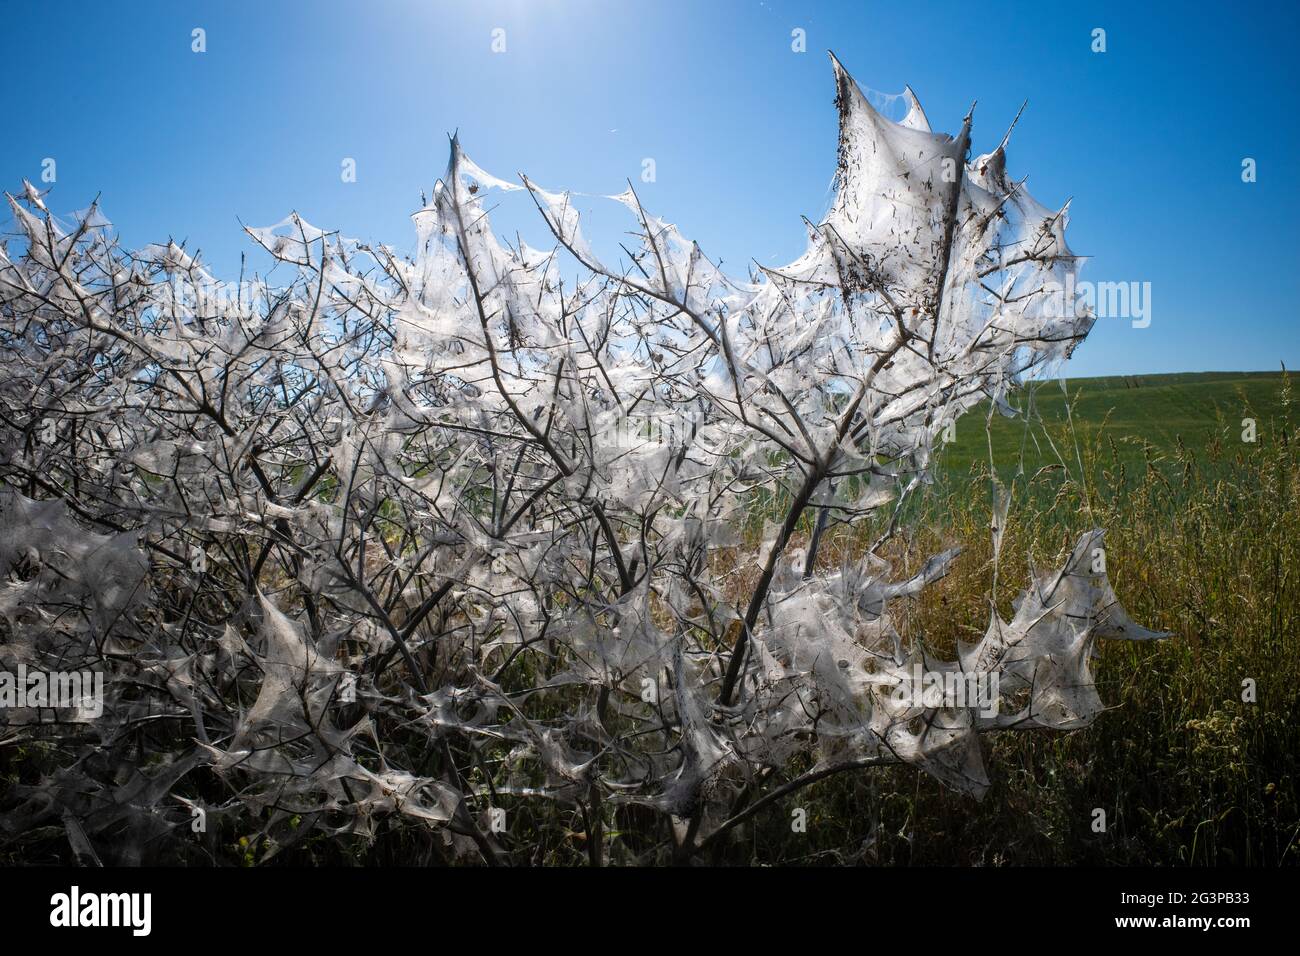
[{"left": 0, "top": 54, "right": 1164, "bottom": 865}]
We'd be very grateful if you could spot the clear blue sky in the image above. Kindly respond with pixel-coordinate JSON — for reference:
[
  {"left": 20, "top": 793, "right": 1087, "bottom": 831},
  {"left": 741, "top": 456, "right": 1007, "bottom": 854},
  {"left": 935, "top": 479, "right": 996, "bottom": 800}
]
[{"left": 4, "top": 0, "right": 1296, "bottom": 376}]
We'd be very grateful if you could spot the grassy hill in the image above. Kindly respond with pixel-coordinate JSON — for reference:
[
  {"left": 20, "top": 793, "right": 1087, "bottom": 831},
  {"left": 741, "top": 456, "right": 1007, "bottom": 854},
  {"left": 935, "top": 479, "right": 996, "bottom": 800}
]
[{"left": 935, "top": 370, "right": 1291, "bottom": 477}]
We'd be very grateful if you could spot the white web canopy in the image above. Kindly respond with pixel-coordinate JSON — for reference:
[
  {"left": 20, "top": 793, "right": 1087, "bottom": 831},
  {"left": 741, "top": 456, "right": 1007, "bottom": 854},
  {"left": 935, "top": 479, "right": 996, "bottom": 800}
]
[{"left": 0, "top": 55, "right": 1163, "bottom": 864}]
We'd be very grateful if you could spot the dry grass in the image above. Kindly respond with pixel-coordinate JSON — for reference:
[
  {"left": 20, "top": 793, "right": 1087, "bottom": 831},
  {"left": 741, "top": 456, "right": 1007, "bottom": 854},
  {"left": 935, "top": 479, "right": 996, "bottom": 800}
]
[{"left": 723, "top": 376, "right": 1300, "bottom": 865}]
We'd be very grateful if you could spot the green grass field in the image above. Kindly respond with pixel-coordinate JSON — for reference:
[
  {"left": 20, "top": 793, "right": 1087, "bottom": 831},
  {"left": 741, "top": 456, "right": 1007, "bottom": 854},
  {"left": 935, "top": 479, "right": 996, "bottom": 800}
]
[{"left": 937, "top": 370, "right": 1290, "bottom": 477}]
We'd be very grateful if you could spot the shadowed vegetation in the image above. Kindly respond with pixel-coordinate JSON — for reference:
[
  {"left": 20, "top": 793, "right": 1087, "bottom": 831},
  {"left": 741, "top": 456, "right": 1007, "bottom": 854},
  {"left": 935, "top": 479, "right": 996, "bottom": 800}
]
[{"left": 4, "top": 374, "right": 1294, "bottom": 866}]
